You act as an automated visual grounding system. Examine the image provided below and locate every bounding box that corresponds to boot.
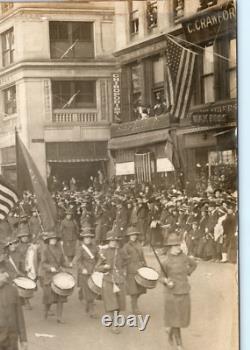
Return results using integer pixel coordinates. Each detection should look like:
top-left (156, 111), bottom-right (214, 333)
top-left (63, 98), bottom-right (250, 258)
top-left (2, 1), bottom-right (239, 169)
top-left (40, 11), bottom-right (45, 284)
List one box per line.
top-left (131, 295), bottom-right (140, 314)
top-left (221, 253), bottom-right (228, 263)
top-left (88, 302), bottom-right (98, 319)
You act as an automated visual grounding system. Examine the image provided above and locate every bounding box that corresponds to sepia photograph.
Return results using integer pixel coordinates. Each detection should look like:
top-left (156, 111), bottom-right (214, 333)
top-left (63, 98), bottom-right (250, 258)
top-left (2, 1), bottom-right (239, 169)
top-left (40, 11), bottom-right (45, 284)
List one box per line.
top-left (0, 1), bottom-right (238, 349)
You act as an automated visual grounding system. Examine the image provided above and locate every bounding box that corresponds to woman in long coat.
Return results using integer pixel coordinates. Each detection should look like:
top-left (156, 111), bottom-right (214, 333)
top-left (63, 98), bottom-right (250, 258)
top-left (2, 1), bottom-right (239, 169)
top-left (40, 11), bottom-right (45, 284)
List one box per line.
top-left (73, 228), bottom-right (98, 318)
top-left (40, 231), bottom-right (69, 323)
top-left (161, 233), bottom-right (197, 350)
top-left (122, 227), bottom-right (147, 314)
top-left (95, 230), bottom-right (129, 334)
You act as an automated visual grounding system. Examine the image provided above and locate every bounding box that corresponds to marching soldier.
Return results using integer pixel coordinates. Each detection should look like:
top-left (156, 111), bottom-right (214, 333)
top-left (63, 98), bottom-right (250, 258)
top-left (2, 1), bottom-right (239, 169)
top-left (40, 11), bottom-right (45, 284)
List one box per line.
top-left (0, 245), bottom-right (28, 350)
top-left (122, 227), bottom-right (147, 314)
top-left (73, 228), bottom-right (98, 318)
top-left (161, 233), bottom-right (197, 350)
top-left (96, 229), bottom-right (129, 334)
top-left (60, 209), bottom-right (79, 262)
top-left (40, 231), bottom-right (69, 323)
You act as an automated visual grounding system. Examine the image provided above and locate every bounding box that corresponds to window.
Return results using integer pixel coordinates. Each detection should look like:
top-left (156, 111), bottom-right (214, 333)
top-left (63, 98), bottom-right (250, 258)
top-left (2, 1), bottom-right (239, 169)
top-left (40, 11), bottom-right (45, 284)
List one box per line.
top-left (152, 57), bottom-right (164, 103)
top-left (209, 150), bottom-right (236, 165)
top-left (52, 81), bottom-right (96, 109)
top-left (1, 2), bottom-right (13, 13)
top-left (130, 10), bottom-right (139, 35)
top-left (228, 38), bottom-right (236, 99)
top-left (146, 0), bottom-right (158, 30)
top-left (197, 0), bottom-right (218, 11)
top-left (1, 28), bottom-right (14, 67)
top-left (202, 45), bottom-right (215, 103)
top-left (49, 22), bottom-right (94, 59)
top-left (174, 0), bottom-right (184, 22)
top-left (3, 85), bottom-right (16, 115)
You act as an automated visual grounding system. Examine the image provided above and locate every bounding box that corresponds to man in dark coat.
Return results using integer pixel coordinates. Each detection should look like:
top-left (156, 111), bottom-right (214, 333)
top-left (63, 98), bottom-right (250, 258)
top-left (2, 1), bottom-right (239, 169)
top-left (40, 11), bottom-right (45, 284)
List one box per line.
top-left (0, 245), bottom-right (28, 350)
top-left (114, 201), bottom-right (128, 241)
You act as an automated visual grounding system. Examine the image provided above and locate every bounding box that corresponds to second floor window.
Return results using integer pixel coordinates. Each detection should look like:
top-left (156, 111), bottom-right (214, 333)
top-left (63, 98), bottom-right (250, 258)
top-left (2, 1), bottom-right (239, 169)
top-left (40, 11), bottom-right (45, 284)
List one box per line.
top-left (197, 0), bottom-right (218, 11)
top-left (202, 45), bottom-right (215, 103)
top-left (52, 81), bottom-right (96, 109)
top-left (174, 0), bottom-right (185, 22)
top-left (1, 28), bottom-right (14, 67)
top-left (3, 85), bottom-right (16, 115)
top-left (49, 22), bottom-right (94, 59)
top-left (146, 0), bottom-right (158, 30)
top-left (152, 56), bottom-right (164, 103)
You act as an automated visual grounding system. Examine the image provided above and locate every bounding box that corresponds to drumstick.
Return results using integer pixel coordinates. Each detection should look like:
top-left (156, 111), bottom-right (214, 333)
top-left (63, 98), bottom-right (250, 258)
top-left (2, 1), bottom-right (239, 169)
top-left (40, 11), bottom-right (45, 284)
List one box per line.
top-left (150, 244), bottom-right (168, 278)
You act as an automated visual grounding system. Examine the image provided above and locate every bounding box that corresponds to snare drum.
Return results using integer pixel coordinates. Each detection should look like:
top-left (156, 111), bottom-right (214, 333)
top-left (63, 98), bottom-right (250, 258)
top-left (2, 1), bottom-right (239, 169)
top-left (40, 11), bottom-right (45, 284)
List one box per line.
top-left (13, 277), bottom-right (37, 299)
top-left (88, 272), bottom-right (104, 295)
top-left (135, 267), bottom-right (159, 289)
top-left (51, 272), bottom-right (75, 297)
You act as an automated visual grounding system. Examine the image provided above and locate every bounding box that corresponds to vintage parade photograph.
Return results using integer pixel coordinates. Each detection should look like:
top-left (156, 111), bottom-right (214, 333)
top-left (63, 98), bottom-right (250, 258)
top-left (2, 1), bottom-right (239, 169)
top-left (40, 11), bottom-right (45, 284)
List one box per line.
top-left (0, 0), bottom-right (238, 350)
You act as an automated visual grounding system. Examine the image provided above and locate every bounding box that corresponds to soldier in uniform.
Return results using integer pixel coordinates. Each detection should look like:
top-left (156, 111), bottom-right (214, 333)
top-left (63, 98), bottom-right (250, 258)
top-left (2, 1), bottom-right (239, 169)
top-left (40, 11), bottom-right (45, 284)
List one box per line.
top-left (40, 231), bottom-right (69, 323)
top-left (123, 227), bottom-right (147, 314)
top-left (96, 229), bottom-right (128, 334)
top-left (73, 228), bottom-right (98, 318)
top-left (114, 200), bottom-right (128, 242)
top-left (60, 209), bottom-right (79, 262)
top-left (0, 245), bottom-right (28, 350)
top-left (161, 233), bottom-right (197, 350)
top-left (29, 208), bottom-right (41, 242)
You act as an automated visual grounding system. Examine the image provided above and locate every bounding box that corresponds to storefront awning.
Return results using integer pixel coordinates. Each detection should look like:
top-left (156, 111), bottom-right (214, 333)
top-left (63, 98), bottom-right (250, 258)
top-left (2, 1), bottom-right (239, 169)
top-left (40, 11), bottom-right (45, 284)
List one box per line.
top-left (108, 129), bottom-right (170, 150)
top-left (175, 123), bottom-right (236, 135)
top-left (46, 142), bottom-right (108, 162)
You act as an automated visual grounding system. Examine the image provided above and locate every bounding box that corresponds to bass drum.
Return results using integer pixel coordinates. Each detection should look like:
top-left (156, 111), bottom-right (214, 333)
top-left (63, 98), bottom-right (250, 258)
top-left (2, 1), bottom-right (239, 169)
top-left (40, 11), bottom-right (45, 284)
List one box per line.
top-left (135, 267), bottom-right (159, 289)
top-left (88, 272), bottom-right (104, 295)
top-left (13, 277), bottom-right (37, 299)
top-left (51, 272), bottom-right (75, 297)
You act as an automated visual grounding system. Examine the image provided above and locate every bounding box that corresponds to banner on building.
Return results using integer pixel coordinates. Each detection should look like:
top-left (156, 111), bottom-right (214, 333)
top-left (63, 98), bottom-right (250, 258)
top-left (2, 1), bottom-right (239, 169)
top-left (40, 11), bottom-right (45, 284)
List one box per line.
top-left (134, 152), bottom-right (152, 183)
top-left (116, 162), bottom-right (135, 176)
top-left (112, 73), bottom-right (121, 122)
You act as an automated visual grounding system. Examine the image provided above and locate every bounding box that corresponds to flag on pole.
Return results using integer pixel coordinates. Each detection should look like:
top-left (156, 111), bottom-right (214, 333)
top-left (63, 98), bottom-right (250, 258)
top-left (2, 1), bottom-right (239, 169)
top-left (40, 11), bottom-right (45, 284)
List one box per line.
top-left (0, 175), bottom-right (18, 221)
top-left (165, 35), bottom-right (197, 120)
top-left (62, 90), bottom-right (80, 109)
top-left (15, 131), bottom-right (57, 231)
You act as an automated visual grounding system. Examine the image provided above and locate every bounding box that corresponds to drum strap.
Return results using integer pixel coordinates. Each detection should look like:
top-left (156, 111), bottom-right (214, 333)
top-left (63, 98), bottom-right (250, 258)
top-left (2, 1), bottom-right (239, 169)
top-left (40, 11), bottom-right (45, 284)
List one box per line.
top-left (81, 244), bottom-right (94, 260)
top-left (8, 256), bottom-right (20, 274)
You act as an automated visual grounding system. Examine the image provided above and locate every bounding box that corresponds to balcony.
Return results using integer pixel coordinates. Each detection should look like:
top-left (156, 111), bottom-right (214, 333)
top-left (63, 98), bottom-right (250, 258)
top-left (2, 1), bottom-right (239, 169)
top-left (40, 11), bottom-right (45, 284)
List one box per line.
top-left (111, 113), bottom-right (171, 138)
top-left (52, 110), bottom-right (98, 124)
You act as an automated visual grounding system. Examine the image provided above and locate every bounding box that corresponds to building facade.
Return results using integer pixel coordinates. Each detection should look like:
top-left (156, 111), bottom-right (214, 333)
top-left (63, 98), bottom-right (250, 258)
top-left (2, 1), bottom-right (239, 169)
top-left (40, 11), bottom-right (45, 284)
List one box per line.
top-left (110, 0), bottom-right (237, 192)
top-left (0, 1), bottom-right (116, 187)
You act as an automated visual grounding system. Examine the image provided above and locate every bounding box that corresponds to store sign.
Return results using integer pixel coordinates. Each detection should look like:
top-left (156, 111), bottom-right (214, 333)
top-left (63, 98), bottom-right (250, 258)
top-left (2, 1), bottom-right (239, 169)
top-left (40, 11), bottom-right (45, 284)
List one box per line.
top-left (116, 162), bottom-right (135, 176)
top-left (188, 100), bottom-right (237, 126)
top-left (182, 2), bottom-right (236, 43)
top-left (156, 158), bottom-right (174, 172)
top-left (112, 73), bottom-right (121, 121)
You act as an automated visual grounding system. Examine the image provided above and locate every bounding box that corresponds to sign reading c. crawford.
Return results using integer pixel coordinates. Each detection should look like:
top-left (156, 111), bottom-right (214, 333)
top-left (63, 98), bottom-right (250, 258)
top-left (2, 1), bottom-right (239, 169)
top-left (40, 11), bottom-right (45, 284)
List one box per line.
top-left (182, 1), bottom-right (236, 44)
top-left (112, 73), bottom-right (121, 121)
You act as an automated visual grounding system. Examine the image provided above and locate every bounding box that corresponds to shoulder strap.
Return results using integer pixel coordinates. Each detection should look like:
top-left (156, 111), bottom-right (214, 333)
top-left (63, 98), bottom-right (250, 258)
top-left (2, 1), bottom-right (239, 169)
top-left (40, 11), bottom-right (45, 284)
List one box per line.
top-left (81, 244), bottom-right (95, 260)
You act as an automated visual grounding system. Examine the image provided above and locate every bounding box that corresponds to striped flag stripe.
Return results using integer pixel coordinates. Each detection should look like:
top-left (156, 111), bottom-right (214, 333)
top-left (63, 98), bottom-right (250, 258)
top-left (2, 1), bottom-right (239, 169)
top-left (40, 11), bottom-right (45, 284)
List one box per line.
top-left (179, 54), bottom-right (196, 119)
top-left (0, 193), bottom-right (16, 209)
top-left (0, 184), bottom-right (18, 202)
top-left (0, 203), bottom-right (10, 214)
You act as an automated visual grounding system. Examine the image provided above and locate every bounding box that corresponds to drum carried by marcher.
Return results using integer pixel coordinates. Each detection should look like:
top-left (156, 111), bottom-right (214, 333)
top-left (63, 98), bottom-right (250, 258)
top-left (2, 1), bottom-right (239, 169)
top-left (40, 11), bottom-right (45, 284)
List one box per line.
top-left (135, 267), bottom-right (159, 289)
top-left (87, 271), bottom-right (104, 295)
top-left (51, 272), bottom-right (75, 297)
top-left (13, 276), bottom-right (37, 299)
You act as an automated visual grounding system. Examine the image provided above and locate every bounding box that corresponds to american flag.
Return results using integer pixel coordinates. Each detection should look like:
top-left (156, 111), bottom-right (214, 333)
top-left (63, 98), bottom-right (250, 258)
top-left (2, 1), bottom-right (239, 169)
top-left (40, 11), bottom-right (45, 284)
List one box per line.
top-left (0, 175), bottom-right (18, 220)
top-left (165, 35), bottom-right (197, 120)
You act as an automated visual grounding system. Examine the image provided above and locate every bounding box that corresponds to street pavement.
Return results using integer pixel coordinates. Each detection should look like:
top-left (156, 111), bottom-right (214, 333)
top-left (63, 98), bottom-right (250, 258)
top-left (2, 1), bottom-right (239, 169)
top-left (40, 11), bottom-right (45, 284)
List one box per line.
top-left (24, 250), bottom-right (239, 350)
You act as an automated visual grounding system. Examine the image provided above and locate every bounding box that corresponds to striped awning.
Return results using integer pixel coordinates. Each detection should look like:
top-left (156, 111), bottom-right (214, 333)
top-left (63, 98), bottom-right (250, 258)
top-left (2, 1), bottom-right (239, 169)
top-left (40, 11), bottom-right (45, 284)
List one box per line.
top-left (108, 129), bottom-right (171, 150)
top-left (46, 141), bottom-right (108, 163)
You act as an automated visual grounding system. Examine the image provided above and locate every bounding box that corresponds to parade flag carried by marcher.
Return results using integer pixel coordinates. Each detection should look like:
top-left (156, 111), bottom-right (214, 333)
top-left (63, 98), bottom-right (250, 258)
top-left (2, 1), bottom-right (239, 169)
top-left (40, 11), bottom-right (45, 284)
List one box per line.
top-left (0, 175), bottom-right (18, 220)
top-left (15, 131), bottom-right (57, 231)
top-left (165, 35), bottom-right (197, 120)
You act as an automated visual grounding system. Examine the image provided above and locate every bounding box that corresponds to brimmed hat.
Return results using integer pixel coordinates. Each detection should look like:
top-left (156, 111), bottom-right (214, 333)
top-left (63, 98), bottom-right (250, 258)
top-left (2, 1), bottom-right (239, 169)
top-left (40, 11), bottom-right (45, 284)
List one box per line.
top-left (126, 227), bottom-right (141, 236)
top-left (43, 231), bottom-right (60, 242)
top-left (105, 230), bottom-right (122, 241)
top-left (79, 228), bottom-right (95, 238)
top-left (17, 227), bottom-right (30, 238)
top-left (164, 233), bottom-right (181, 247)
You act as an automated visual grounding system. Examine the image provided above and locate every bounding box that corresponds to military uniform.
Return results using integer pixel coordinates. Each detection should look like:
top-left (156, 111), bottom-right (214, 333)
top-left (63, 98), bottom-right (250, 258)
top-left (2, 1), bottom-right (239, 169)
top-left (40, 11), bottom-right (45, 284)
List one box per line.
top-left (60, 216), bottom-right (79, 260)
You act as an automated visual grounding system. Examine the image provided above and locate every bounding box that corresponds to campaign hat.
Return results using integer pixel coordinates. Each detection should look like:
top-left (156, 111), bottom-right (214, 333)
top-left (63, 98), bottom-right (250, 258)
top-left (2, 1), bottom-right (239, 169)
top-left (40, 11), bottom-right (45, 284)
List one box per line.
top-left (126, 226), bottom-right (141, 236)
top-left (43, 231), bottom-right (61, 242)
top-left (164, 233), bottom-right (181, 247)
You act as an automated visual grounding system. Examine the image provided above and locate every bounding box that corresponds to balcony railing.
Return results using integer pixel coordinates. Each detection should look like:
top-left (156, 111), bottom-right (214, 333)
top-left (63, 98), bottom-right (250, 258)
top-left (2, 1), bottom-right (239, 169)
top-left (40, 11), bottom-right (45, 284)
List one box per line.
top-left (111, 113), bottom-right (171, 138)
top-left (52, 110), bottom-right (98, 124)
